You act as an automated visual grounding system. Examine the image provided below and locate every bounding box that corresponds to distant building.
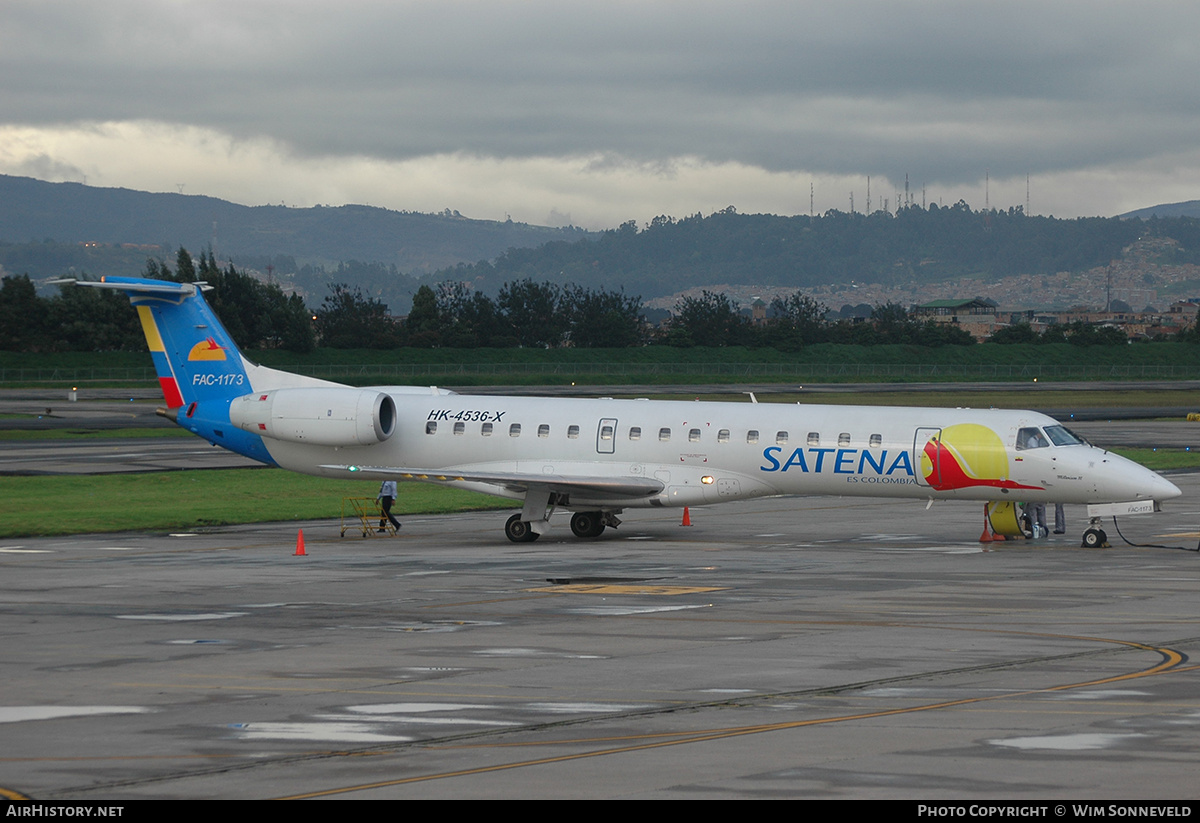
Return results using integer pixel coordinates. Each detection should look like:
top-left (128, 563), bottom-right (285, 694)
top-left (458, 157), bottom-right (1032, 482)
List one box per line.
top-left (912, 298), bottom-right (998, 319)
top-left (913, 298), bottom-right (1000, 341)
top-left (1167, 299), bottom-right (1200, 323)
top-left (750, 298), bottom-right (767, 325)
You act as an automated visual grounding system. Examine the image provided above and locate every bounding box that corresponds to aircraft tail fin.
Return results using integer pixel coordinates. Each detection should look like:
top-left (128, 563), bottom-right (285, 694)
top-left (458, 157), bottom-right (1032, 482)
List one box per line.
top-left (70, 276), bottom-right (253, 409)
top-left (65, 276), bottom-right (335, 410)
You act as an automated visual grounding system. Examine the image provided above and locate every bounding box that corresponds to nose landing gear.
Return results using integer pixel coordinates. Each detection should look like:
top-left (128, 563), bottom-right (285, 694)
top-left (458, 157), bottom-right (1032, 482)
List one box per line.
top-left (1081, 518), bottom-right (1109, 549)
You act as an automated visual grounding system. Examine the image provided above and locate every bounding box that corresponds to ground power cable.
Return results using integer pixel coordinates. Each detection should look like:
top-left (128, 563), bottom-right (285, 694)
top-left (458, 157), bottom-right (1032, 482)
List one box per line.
top-left (1110, 516), bottom-right (1200, 553)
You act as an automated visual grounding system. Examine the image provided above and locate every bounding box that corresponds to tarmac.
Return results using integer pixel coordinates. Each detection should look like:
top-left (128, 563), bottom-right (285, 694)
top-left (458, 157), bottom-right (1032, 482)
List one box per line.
top-left (2, 482), bottom-right (1199, 800)
top-left (1, 386), bottom-right (1198, 799)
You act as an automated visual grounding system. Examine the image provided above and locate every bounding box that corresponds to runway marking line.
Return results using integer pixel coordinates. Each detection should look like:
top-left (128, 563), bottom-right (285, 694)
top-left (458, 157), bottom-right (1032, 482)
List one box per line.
top-left (527, 584), bottom-right (725, 595)
top-left (275, 636), bottom-right (1193, 800)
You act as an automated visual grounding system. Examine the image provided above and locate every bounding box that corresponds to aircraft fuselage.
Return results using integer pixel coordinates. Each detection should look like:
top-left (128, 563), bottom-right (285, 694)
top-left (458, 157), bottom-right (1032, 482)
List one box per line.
top-left (257, 391), bottom-right (1174, 510)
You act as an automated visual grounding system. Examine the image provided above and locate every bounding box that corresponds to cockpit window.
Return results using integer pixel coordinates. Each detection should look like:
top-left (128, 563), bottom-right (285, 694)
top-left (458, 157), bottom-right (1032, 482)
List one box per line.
top-left (1016, 427), bottom-right (1049, 449)
top-left (1044, 425), bottom-right (1086, 446)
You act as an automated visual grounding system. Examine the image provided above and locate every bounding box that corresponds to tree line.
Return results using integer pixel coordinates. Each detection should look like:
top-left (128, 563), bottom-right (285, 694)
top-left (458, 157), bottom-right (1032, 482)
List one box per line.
top-left (315, 279), bottom-right (646, 349)
top-left (1, 249), bottom-right (316, 353)
top-left (0, 248), bottom-right (1158, 355)
top-left (314, 280), bottom-right (978, 350)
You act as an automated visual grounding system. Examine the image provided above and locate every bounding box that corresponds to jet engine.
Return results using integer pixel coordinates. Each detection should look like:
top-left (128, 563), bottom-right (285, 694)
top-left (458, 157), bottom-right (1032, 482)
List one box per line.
top-left (229, 388), bottom-right (396, 447)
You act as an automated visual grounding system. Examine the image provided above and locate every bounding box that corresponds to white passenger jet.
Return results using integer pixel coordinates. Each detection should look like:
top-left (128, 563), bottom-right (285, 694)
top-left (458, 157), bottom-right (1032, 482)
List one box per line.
top-left (68, 276), bottom-right (1181, 545)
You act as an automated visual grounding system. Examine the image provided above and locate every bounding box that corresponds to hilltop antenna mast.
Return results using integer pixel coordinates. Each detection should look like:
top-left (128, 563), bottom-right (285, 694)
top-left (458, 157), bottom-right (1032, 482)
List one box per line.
top-left (810, 182), bottom-right (814, 221)
top-left (985, 169), bottom-right (990, 210)
top-left (1026, 173), bottom-right (1030, 215)
top-left (904, 174), bottom-right (910, 208)
top-left (867, 176), bottom-right (871, 214)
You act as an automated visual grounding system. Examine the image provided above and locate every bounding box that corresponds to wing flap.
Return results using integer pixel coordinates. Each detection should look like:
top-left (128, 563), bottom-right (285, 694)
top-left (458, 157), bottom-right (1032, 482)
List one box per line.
top-left (320, 464), bottom-right (664, 498)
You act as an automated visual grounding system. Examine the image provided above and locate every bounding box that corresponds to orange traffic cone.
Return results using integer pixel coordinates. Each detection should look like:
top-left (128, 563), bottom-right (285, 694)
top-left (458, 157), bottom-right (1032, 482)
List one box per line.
top-left (294, 529), bottom-right (307, 556)
top-left (979, 505), bottom-right (994, 543)
top-left (681, 507), bottom-right (692, 527)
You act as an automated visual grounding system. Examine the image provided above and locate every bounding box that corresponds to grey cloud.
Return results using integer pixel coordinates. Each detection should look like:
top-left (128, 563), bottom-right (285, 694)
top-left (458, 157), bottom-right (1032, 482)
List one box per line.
top-left (9, 154), bottom-right (87, 184)
top-left (3, 0), bottom-right (1199, 189)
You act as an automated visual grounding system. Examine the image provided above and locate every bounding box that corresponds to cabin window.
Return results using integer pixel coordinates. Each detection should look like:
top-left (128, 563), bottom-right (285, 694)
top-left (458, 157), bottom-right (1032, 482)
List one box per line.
top-left (746, 430), bottom-right (759, 444)
top-left (567, 425), bottom-right (579, 439)
top-left (869, 433), bottom-right (882, 447)
top-left (425, 421), bottom-right (437, 435)
top-left (482, 422), bottom-right (493, 436)
top-left (509, 423), bottom-right (521, 437)
top-left (538, 424), bottom-right (550, 438)
top-left (659, 427), bottom-right (671, 442)
top-left (838, 432), bottom-right (851, 446)
top-left (629, 426), bottom-right (642, 441)
top-left (600, 425), bottom-right (614, 440)
top-left (453, 422), bottom-right (465, 436)
top-left (717, 429), bottom-right (730, 443)
top-left (776, 431), bottom-right (788, 445)
top-left (689, 428), bottom-right (701, 442)
top-left (807, 432), bottom-right (819, 446)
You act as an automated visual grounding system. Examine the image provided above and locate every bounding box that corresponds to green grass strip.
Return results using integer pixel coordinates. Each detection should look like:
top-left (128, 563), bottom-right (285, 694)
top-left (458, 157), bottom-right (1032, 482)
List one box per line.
top-left (1109, 448), bottom-right (1200, 472)
top-left (0, 469), bottom-right (513, 538)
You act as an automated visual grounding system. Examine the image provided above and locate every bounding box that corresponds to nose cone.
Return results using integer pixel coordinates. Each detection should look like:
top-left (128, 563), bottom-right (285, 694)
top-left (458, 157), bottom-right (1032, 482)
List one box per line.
top-left (1110, 452), bottom-right (1182, 502)
top-left (1147, 470), bottom-right (1182, 501)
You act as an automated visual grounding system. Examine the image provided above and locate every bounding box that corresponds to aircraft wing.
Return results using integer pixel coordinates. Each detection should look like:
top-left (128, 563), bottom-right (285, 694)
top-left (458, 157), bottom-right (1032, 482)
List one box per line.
top-left (320, 464), bottom-right (665, 499)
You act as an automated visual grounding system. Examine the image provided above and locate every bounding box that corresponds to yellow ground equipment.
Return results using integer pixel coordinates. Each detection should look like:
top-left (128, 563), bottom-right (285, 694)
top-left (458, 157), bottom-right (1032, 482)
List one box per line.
top-left (340, 497), bottom-right (398, 537)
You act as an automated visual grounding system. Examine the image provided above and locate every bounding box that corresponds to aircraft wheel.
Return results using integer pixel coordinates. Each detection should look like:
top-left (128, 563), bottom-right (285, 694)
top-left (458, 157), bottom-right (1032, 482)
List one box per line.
top-left (505, 514), bottom-right (539, 543)
top-left (1081, 527), bottom-right (1107, 548)
top-left (570, 511), bottom-right (606, 538)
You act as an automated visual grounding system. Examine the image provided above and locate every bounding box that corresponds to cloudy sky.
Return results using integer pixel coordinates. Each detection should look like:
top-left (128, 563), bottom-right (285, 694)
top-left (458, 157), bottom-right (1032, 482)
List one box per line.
top-left (2, 0), bottom-right (1198, 229)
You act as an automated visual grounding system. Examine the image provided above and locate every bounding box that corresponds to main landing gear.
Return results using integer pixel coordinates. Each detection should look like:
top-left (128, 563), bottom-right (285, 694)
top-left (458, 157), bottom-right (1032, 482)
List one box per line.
top-left (505, 513), bottom-right (539, 543)
top-left (504, 510), bottom-right (615, 542)
top-left (570, 511), bottom-right (606, 538)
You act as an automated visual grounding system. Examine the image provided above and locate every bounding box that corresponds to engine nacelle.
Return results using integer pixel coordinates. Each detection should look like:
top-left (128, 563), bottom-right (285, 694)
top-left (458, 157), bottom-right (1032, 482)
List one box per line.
top-left (229, 388), bottom-right (396, 447)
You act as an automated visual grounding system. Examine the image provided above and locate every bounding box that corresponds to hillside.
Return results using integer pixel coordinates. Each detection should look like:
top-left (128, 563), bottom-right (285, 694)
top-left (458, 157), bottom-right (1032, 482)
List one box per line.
top-left (0, 174), bottom-right (588, 275)
top-left (434, 205), bottom-right (1160, 300)
top-left (1121, 200), bottom-right (1200, 219)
